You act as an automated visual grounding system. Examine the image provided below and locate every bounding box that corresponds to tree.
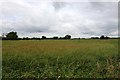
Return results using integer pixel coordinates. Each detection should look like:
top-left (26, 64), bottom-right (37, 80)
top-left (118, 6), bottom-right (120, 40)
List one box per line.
top-left (65, 35), bottom-right (71, 39)
top-left (100, 35), bottom-right (110, 39)
top-left (6, 32), bottom-right (18, 40)
top-left (105, 36), bottom-right (110, 39)
top-left (100, 35), bottom-right (105, 39)
top-left (53, 36), bottom-right (58, 39)
top-left (42, 36), bottom-right (46, 39)
top-left (91, 37), bottom-right (99, 39)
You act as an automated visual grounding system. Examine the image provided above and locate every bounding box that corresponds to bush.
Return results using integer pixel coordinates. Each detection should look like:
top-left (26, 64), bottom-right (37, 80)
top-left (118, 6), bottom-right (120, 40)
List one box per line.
top-left (6, 32), bottom-right (18, 40)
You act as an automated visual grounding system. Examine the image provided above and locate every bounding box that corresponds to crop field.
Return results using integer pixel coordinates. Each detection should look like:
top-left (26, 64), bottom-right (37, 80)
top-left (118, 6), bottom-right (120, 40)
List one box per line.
top-left (2, 39), bottom-right (119, 78)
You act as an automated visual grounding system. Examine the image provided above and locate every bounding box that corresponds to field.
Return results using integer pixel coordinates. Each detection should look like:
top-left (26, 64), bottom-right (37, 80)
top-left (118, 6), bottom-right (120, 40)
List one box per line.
top-left (2, 39), bottom-right (119, 78)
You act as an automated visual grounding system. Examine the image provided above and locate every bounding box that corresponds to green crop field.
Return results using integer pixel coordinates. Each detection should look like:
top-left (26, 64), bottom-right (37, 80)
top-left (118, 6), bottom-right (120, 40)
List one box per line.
top-left (2, 39), bottom-right (119, 78)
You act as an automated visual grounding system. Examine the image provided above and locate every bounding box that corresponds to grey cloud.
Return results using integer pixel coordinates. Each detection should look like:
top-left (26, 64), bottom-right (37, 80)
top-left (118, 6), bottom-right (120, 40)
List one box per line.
top-left (1, 1), bottom-right (118, 38)
top-left (52, 2), bottom-right (67, 10)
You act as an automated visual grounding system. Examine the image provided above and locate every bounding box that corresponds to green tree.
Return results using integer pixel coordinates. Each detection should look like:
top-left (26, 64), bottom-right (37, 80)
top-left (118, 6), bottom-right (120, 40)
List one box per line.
top-left (6, 32), bottom-right (18, 40)
top-left (42, 36), bottom-right (46, 39)
top-left (100, 35), bottom-right (105, 39)
top-left (53, 36), bottom-right (58, 39)
top-left (65, 35), bottom-right (71, 39)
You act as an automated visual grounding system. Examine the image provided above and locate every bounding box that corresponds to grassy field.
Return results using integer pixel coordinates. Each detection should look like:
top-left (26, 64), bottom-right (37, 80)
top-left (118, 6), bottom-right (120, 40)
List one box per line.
top-left (2, 39), bottom-right (119, 78)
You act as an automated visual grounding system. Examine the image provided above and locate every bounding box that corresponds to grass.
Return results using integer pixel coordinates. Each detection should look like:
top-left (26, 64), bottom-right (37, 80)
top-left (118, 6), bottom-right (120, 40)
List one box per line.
top-left (2, 39), bottom-right (119, 78)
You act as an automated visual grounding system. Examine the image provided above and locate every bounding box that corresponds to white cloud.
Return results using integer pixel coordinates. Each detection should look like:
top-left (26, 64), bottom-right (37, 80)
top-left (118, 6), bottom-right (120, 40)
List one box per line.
top-left (0, 0), bottom-right (118, 38)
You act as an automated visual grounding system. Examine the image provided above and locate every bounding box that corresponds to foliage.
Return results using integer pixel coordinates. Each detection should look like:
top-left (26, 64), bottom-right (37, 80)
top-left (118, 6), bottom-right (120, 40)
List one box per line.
top-left (64, 35), bottom-right (71, 39)
top-left (100, 35), bottom-right (110, 39)
top-left (53, 36), bottom-right (58, 39)
top-left (100, 35), bottom-right (105, 39)
top-left (6, 32), bottom-right (18, 40)
top-left (42, 36), bottom-right (46, 39)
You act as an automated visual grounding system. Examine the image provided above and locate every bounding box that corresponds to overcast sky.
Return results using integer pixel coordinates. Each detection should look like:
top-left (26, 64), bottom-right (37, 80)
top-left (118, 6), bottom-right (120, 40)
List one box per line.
top-left (0, 0), bottom-right (118, 38)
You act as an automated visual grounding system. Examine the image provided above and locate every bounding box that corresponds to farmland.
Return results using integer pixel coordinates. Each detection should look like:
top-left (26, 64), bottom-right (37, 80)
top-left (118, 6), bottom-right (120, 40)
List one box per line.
top-left (2, 39), bottom-right (119, 78)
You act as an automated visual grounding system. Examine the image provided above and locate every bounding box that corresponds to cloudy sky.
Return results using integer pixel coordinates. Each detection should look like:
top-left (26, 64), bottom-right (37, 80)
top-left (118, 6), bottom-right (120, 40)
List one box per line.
top-left (0, 0), bottom-right (118, 38)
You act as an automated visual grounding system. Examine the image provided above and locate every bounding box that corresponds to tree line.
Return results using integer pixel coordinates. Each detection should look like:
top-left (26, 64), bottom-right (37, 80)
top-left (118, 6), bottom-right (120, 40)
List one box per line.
top-left (1, 31), bottom-right (72, 40)
top-left (1, 31), bottom-right (118, 40)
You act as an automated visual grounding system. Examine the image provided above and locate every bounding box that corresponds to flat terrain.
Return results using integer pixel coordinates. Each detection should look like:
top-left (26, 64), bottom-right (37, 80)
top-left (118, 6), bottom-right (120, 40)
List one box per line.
top-left (2, 39), bottom-right (119, 78)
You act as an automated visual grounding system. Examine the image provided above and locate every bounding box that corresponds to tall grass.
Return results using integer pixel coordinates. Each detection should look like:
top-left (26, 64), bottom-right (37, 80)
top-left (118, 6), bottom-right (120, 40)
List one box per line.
top-left (2, 39), bottom-right (119, 78)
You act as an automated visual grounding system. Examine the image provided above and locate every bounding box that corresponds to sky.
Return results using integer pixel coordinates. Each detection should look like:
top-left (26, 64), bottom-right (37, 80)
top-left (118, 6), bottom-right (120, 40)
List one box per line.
top-left (0, 0), bottom-right (118, 38)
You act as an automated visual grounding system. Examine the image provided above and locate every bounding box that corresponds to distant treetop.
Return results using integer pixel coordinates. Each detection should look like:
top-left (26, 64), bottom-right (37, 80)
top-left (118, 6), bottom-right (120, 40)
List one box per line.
top-left (6, 31), bottom-right (18, 40)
